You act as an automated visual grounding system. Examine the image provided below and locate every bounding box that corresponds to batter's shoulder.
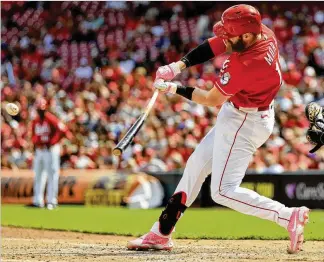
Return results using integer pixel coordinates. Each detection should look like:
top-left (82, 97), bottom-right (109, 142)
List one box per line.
top-left (235, 52), bottom-right (271, 78)
top-left (261, 24), bottom-right (276, 39)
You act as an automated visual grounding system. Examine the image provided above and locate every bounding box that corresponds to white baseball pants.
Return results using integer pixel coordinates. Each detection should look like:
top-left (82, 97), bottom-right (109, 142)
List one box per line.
top-left (175, 102), bottom-right (293, 229)
top-left (33, 144), bottom-right (60, 206)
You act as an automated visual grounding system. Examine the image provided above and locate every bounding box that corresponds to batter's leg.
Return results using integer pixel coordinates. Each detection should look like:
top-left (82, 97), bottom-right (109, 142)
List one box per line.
top-left (210, 103), bottom-right (293, 229)
top-left (127, 124), bottom-right (217, 249)
top-left (151, 124), bottom-right (218, 237)
top-left (46, 144), bottom-right (60, 207)
top-left (33, 149), bottom-right (46, 207)
top-left (174, 125), bottom-right (218, 206)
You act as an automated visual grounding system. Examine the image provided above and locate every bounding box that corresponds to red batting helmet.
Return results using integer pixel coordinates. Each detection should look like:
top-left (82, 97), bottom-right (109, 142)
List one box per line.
top-left (36, 98), bottom-right (47, 110)
top-left (213, 4), bottom-right (261, 39)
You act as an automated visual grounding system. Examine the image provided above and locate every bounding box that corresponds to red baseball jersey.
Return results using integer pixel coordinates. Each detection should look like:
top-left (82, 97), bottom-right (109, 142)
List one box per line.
top-left (210, 24), bottom-right (282, 108)
top-left (31, 112), bottom-right (70, 147)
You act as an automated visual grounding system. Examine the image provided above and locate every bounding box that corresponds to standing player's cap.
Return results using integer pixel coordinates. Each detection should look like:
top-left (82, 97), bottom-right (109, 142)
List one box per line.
top-left (36, 98), bottom-right (47, 110)
top-left (213, 4), bottom-right (261, 39)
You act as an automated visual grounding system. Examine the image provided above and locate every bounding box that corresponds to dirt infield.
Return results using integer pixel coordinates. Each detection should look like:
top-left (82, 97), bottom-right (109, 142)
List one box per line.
top-left (2, 227), bottom-right (324, 262)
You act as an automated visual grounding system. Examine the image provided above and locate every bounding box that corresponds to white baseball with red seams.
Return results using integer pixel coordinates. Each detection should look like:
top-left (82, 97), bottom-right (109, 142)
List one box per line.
top-left (5, 103), bottom-right (19, 116)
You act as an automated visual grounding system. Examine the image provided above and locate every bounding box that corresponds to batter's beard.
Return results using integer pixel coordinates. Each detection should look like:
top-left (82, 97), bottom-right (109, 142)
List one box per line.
top-left (229, 36), bottom-right (246, 52)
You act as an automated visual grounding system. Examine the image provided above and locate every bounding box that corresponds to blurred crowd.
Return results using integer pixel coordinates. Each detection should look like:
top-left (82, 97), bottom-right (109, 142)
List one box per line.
top-left (1, 2), bottom-right (324, 173)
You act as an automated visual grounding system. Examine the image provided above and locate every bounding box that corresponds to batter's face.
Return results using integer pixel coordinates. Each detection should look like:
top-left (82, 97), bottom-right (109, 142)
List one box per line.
top-left (226, 33), bottom-right (257, 53)
top-left (226, 36), bottom-right (246, 52)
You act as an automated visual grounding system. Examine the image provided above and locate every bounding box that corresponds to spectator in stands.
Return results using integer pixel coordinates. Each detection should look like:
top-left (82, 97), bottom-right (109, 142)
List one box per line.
top-left (1, 2), bottom-right (323, 173)
top-left (75, 58), bottom-right (93, 80)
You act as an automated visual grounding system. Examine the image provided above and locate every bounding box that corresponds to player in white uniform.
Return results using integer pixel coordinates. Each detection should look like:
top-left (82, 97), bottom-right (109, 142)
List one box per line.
top-left (30, 98), bottom-right (72, 210)
top-left (128, 5), bottom-right (309, 254)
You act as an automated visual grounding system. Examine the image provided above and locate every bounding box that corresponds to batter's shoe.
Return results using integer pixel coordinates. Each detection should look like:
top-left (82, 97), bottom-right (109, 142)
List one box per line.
top-left (287, 206), bottom-right (310, 254)
top-left (127, 232), bottom-right (173, 251)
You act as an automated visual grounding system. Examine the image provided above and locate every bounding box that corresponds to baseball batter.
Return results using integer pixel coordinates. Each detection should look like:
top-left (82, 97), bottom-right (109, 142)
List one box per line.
top-left (128, 5), bottom-right (310, 254)
top-left (30, 98), bottom-right (72, 210)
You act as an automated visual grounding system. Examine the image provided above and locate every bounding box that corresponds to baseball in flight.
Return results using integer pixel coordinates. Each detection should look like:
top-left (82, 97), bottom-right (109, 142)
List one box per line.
top-left (5, 103), bottom-right (19, 116)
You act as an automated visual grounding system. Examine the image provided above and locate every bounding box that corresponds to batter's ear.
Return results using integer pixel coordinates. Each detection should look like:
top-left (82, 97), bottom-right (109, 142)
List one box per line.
top-left (242, 33), bottom-right (254, 40)
top-left (242, 33), bottom-right (258, 45)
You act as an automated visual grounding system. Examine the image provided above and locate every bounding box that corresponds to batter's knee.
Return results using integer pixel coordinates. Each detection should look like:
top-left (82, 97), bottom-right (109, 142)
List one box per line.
top-left (184, 151), bottom-right (211, 178)
top-left (210, 183), bottom-right (231, 205)
top-left (211, 190), bottom-right (223, 204)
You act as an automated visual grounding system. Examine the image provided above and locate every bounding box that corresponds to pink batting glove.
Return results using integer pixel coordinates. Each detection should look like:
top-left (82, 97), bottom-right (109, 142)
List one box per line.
top-left (155, 62), bottom-right (181, 81)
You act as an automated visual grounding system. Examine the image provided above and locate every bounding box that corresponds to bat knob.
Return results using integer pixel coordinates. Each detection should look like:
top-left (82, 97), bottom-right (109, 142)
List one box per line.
top-left (113, 147), bottom-right (122, 156)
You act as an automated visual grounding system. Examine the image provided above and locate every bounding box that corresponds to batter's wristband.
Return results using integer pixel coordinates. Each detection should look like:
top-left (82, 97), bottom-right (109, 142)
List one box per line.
top-left (180, 57), bottom-right (191, 68)
top-left (176, 85), bottom-right (195, 100)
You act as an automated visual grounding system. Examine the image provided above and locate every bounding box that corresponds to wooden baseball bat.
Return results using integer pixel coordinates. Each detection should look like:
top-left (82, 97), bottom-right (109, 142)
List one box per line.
top-left (113, 90), bottom-right (159, 156)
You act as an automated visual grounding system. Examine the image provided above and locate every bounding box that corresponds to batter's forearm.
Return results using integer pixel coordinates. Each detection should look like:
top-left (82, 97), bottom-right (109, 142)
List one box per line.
top-left (156, 81), bottom-right (227, 107)
top-left (192, 88), bottom-right (211, 106)
top-left (159, 41), bottom-right (215, 79)
top-left (180, 40), bottom-right (215, 68)
top-left (176, 86), bottom-right (223, 107)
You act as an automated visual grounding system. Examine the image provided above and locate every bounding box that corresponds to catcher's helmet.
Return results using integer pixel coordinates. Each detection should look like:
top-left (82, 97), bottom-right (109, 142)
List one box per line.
top-left (36, 98), bottom-right (47, 110)
top-left (213, 4), bottom-right (261, 39)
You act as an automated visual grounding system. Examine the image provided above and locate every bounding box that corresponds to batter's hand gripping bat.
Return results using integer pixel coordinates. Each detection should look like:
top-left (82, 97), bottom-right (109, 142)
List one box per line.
top-left (113, 90), bottom-right (159, 156)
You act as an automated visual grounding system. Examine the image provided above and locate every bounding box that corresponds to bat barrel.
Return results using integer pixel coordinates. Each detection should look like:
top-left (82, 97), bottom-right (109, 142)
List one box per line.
top-left (113, 90), bottom-right (159, 156)
top-left (113, 114), bottom-right (145, 156)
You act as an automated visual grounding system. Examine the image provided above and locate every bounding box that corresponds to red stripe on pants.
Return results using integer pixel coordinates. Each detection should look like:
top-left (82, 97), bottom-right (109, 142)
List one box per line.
top-left (218, 113), bottom-right (289, 222)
